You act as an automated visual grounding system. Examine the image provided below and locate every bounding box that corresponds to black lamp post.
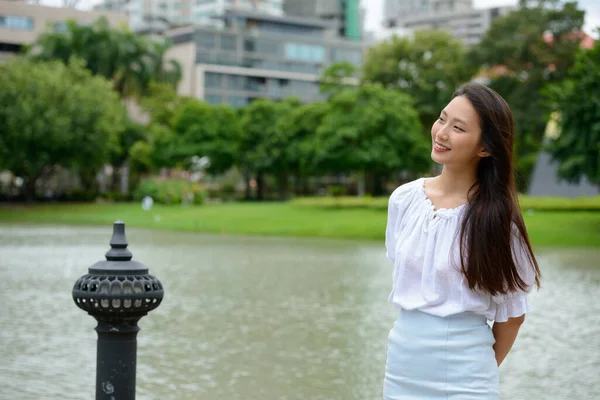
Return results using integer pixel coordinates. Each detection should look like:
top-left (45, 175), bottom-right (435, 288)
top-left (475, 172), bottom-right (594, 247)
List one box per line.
top-left (73, 221), bottom-right (164, 400)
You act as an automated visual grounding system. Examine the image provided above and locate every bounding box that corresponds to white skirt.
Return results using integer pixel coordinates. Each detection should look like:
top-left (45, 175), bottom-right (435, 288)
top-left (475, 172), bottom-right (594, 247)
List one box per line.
top-left (383, 308), bottom-right (499, 399)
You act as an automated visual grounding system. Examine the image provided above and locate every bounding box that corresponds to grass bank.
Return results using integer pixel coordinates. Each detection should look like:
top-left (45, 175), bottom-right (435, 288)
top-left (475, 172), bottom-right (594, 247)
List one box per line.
top-left (1, 201), bottom-right (599, 247)
top-left (290, 195), bottom-right (600, 211)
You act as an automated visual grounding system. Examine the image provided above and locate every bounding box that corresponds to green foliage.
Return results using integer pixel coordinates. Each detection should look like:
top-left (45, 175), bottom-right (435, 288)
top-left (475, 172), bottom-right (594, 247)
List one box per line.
top-left (362, 29), bottom-right (475, 131)
top-left (110, 119), bottom-right (146, 166)
top-left (128, 141), bottom-right (153, 174)
top-left (276, 101), bottom-right (330, 176)
top-left (26, 17), bottom-right (181, 98)
top-left (239, 97), bottom-right (300, 174)
top-left (133, 178), bottom-right (206, 205)
top-left (171, 101), bottom-right (241, 173)
top-left (543, 40), bottom-right (600, 186)
top-left (319, 61), bottom-right (359, 96)
top-left (148, 124), bottom-right (176, 169)
top-left (139, 82), bottom-right (195, 127)
top-left (469, 0), bottom-right (585, 189)
top-left (0, 57), bottom-right (125, 199)
top-left (315, 84), bottom-right (430, 175)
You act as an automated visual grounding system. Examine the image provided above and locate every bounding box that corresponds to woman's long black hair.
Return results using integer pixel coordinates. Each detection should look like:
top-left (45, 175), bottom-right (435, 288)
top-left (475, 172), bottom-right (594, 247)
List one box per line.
top-left (455, 82), bottom-right (541, 295)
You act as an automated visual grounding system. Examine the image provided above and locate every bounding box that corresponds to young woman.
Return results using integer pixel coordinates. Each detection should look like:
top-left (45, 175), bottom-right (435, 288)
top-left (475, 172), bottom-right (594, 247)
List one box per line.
top-left (383, 82), bottom-right (541, 399)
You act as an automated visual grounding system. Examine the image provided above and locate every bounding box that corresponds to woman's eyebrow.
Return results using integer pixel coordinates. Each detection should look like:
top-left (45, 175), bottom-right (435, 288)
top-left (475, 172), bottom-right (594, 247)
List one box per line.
top-left (441, 110), bottom-right (468, 126)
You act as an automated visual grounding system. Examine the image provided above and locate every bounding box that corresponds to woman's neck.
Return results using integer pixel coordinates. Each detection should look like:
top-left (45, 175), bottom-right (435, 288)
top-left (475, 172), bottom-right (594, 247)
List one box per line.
top-left (436, 166), bottom-right (478, 198)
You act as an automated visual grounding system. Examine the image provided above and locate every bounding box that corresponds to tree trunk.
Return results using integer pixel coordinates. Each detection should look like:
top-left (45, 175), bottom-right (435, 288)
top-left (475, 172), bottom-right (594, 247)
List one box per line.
top-left (372, 172), bottom-right (385, 196)
top-left (22, 177), bottom-right (37, 203)
top-left (356, 171), bottom-right (365, 198)
top-left (244, 169), bottom-right (252, 200)
top-left (277, 171), bottom-right (288, 201)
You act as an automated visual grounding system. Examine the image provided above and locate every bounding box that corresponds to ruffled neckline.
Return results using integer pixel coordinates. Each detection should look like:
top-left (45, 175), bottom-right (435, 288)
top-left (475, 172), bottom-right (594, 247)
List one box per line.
top-left (418, 178), bottom-right (468, 218)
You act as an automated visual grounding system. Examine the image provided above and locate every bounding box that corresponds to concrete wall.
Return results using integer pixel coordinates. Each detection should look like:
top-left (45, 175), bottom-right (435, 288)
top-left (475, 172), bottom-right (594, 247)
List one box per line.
top-left (165, 40), bottom-right (197, 97)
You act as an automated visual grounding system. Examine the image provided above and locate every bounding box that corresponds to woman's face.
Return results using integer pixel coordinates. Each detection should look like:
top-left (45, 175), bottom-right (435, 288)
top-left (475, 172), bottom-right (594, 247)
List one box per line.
top-left (430, 95), bottom-right (489, 168)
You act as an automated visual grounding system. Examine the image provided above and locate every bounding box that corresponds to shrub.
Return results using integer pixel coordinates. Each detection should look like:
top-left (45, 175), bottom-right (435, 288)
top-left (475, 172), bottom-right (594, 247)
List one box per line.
top-left (133, 178), bottom-right (206, 205)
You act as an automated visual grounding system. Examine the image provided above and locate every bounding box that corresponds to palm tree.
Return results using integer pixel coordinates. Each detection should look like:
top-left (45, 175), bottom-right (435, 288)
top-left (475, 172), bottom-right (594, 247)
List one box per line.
top-left (26, 17), bottom-right (182, 99)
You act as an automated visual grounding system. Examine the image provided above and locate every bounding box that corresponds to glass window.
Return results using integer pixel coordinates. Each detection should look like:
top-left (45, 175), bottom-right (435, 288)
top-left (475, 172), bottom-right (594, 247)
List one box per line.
top-left (205, 72), bottom-right (222, 89)
top-left (244, 39), bottom-right (255, 52)
top-left (0, 15), bottom-right (34, 31)
top-left (220, 34), bottom-right (236, 50)
top-left (312, 46), bottom-right (325, 63)
top-left (196, 51), bottom-right (214, 63)
top-left (227, 75), bottom-right (246, 91)
top-left (255, 39), bottom-right (279, 55)
top-left (215, 52), bottom-right (238, 66)
top-left (196, 32), bottom-right (215, 50)
top-left (196, 11), bottom-right (216, 22)
top-left (54, 21), bottom-right (67, 33)
top-left (246, 76), bottom-right (267, 93)
top-left (285, 43), bottom-right (325, 62)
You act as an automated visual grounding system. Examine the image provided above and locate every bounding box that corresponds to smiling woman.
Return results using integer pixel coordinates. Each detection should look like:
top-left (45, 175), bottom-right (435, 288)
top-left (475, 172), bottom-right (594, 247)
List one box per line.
top-left (383, 82), bottom-right (542, 399)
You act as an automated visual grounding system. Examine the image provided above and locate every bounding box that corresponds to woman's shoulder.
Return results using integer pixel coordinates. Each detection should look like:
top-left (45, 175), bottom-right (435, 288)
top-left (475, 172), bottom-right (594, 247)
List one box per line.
top-left (389, 177), bottom-right (425, 203)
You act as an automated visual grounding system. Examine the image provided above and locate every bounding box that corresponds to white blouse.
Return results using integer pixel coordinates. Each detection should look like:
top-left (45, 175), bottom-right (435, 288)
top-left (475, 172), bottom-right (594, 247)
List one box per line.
top-left (385, 178), bottom-right (535, 322)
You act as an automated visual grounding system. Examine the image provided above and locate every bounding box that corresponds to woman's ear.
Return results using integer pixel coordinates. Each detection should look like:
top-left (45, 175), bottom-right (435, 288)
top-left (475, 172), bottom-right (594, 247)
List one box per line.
top-left (478, 147), bottom-right (491, 158)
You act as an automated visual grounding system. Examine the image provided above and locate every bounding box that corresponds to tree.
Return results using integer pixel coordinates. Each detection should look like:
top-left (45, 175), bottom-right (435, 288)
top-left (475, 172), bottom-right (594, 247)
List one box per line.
top-left (0, 58), bottom-right (125, 200)
top-left (239, 98), bottom-right (300, 200)
top-left (543, 40), bottom-right (600, 186)
top-left (276, 102), bottom-right (330, 195)
top-left (171, 101), bottom-right (242, 174)
top-left (315, 84), bottom-right (431, 196)
top-left (362, 29), bottom-right (475, 133)
top-left (26, 17), bottom-right (181, 98)
top-left (468, 0), bottom-right (586, 190)
top-left (140, 82), bottom-right (194, 128)
top-left (319, 61), bottom-right (359, 97)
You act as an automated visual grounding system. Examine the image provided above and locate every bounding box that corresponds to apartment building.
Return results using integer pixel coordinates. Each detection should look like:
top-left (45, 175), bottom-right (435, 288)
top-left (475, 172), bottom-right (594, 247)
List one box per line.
top-left (383, 0), bottom-right (514, 45)
top-left (95, 0), bottom-right (284, 33)
top-left (165, 8), bottom-right (363, 107)
top-left (0, 0), bottom-right (127, 61)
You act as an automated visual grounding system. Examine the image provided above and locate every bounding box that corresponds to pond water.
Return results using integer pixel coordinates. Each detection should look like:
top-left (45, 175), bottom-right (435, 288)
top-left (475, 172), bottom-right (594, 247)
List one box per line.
top-left (0, 224), bottom-right (598, 399)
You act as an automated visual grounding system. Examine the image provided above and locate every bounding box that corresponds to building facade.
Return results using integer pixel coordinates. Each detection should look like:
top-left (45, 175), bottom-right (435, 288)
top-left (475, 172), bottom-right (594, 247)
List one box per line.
top-left (283, 0), bottom-right (363, 40)
top-left (0, 0), bottom-right (127, 62)
top-left (95, 0), bottom-right (284, 33)
top-left (165, 9), bottom-right (363, 107)
top-left (382, 0), bottom-right (514, 45)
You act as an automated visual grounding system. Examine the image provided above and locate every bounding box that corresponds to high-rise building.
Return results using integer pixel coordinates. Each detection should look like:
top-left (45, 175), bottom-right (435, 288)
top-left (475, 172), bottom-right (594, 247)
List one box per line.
top-left (382, 0), bottom-right (513, 45)
top-left (94, 0), bottom-right (284, 33)
top-left (283, 0), bottom-right (363, 40)
top-left (165, 8), bottom-right (363, 107)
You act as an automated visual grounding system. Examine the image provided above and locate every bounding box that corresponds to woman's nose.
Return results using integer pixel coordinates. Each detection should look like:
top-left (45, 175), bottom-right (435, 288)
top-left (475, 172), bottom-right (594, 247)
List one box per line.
top-left (436, 129), bottom-right (449, 141)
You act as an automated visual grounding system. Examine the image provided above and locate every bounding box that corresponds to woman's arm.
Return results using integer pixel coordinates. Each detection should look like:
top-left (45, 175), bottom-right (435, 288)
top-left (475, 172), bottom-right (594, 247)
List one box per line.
top-left (492, 314), bottom-right (525, 366)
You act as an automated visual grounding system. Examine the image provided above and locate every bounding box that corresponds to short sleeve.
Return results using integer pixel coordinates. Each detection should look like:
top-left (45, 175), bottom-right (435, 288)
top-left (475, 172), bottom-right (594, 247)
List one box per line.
top-left (385, 182), bottom-right (417, 263)
top-left (492, 225), bottom-right (537, 322)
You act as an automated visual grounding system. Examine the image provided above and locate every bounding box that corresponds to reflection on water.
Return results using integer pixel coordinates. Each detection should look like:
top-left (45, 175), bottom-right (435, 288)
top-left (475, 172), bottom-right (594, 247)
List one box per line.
top-left (0, 225), bottom-right (598, 399)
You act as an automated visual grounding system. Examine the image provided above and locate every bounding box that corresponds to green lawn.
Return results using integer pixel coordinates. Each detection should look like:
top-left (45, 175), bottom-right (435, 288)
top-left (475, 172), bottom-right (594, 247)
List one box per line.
top-left (0, 202), bottom-right (599, 247)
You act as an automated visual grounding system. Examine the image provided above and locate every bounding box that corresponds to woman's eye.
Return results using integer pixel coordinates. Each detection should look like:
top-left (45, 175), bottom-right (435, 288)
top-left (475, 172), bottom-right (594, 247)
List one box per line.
top-left (454, 126), bottom-right (464, 132)
top-left (438, 117), bottom-right (444, 122)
